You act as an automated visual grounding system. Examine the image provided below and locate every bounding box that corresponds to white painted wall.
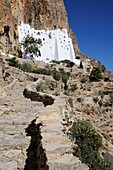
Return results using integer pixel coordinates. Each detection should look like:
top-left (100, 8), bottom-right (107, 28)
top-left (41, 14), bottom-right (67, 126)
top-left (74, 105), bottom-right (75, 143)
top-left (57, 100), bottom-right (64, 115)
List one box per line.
top-left (18, 22), bottom-right (80, 65)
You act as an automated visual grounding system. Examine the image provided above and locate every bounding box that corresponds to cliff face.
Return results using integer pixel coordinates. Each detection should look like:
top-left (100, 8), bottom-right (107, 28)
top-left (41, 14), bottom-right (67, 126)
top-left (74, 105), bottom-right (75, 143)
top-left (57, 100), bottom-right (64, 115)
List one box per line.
top-left (0, 0), bottom-right (79, 55)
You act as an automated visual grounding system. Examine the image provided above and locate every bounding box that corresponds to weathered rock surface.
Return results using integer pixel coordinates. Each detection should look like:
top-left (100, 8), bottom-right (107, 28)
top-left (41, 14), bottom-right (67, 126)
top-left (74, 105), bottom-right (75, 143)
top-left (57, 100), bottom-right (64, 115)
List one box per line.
top-left (0, 55), bottom-right (113, 169)
top-left (0, 73), bottom-right (89, 169)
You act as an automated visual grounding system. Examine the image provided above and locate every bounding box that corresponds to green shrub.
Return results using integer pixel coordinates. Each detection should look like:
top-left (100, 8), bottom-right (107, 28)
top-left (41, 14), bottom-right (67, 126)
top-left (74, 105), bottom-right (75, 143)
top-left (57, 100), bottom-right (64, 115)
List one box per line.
top-left (69, 119), bottom-right (111, 170)
top-left (20, 62), bottom-right (33, 72)
top-left (51, 60), bottom-right (60, 64)
top-left (110, 93), bottom-right (113, 102)
top-left (68, 97), bottom-right (73, 107)
top-left (36, 82), bottom-right (46, 92)
top-left (33, 68), bottom-right (71, 90)
top-left (51, 59), bottom-right (75, 68)
top-left (36, 80), bottom-right (53, 92)
top-left (80, 78), bottom-right (87, 83)
top-left (61, 60), bottom-right (75, 68)
top-left (33, 68), bottom-right (52, 75)
top-left (64, 90), bottom-right (70, 96)
top-left (13, 31), bottom-right (17, 40)
top-left (90, 67), bottom-right (103, 81)
top-left (7, 57), bottom-right (21, 68)
top-left (69, 84), bottom-right (78, 91)
top-left (61, 71), bottom-right (70, 90)
top-left (93, 97), bottom-right (99, 103)
top-left (52, 69), bottom-right (62, 81)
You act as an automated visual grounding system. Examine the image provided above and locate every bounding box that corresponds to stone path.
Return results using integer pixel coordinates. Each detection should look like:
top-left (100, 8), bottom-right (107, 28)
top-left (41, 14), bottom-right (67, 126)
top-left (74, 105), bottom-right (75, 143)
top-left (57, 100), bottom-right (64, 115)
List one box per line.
top-left (0, 81), bottom-right (88, 170)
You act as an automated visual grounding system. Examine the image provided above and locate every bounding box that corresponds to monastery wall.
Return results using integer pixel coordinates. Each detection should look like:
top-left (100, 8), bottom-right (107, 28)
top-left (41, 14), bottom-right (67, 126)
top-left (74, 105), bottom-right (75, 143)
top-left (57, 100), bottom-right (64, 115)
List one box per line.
top-left (18, 22), bottom-right (80, 65)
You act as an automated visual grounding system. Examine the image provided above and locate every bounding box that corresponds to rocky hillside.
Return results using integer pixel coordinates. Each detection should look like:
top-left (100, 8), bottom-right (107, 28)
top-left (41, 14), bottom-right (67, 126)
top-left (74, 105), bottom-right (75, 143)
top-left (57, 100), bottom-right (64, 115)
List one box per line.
top-left (0, 55), bottom-right (113, 169)
top-left (0, 0), bottom-right (79, 56)
top-left (0, 0), bottom-right (113, 169)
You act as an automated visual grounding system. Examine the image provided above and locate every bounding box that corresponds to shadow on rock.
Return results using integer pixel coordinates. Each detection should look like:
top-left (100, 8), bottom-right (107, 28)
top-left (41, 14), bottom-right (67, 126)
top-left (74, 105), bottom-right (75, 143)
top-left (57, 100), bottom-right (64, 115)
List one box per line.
top-left (24, 118), bottom-right (49, 170)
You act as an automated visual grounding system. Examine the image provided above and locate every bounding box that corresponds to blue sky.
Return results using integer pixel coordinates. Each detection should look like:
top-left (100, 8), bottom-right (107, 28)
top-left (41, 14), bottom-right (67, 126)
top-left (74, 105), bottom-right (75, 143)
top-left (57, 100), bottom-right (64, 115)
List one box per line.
top-left (64, 0), bottom-right (113, 73)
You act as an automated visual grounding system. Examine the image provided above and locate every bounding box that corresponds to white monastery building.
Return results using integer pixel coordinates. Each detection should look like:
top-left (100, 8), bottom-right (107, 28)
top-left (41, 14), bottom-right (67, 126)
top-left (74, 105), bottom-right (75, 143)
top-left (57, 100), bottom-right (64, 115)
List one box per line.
top-left (18, 22), bottom-right (80, 65)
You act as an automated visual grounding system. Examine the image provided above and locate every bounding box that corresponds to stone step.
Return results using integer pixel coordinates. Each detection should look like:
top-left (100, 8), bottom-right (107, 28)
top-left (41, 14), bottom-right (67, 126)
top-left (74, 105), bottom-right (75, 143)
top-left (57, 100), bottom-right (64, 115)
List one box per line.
top-left (0, 82), bottom-right (89, 170)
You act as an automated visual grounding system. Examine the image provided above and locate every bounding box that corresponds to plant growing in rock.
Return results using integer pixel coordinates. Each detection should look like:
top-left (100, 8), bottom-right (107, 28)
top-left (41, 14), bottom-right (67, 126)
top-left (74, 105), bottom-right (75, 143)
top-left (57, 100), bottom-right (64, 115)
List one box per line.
top-left (20, 62), bottom-right (33, 72)
top-left (61, 71), bottom-right (70, 90)
top-left (51, 60), bottom-right (61, 64)
top-left (69, 119), bottom-right (112, 170)
top-left (90, 67), bottom-right (103, 81)
top-left (36, 80), bottom-right (53, 93)
top-left (7, 57), bottom-right (21, 68)
top-left (110, 93), bottom-right (113, 102)
top-left (61, 59), bottom-right (75, 68)
top-left (80, 77), bottom-right (87, 83)
top-left (52, 69), bottom-right (62, 81)
top-left (69, 84), bottom-right (78, 92)
top-left (68, 97), bottom-right (73, 108)
top-left (33, 68), bottom-right (52, 75)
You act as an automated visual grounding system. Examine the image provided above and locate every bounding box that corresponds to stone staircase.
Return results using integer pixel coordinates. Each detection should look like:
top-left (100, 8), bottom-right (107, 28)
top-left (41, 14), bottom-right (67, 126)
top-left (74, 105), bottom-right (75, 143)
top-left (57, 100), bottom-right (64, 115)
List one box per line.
top-left (0, 81), bottom-right (88, 170)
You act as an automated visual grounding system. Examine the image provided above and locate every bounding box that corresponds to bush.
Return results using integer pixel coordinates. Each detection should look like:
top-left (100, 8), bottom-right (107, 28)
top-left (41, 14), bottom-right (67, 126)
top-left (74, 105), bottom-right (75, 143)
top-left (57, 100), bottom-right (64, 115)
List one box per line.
top-left (51, 60), bottom-right (60, 64)
top-left (33, 67), bottom-right (71, 90)
top-left (69, 84), bottom-right (78, 92)
top-left (52, 69), bottom-right (62, 81)
top-left (68, 97), bottom-right (73, 107)
top-left (36, 80), bottom-right (53, 92)
top-left (64, 90), bottom-right (70, 96)
top-left (33, 68), bottom-right (52, 76)
top-left (110, 93), bottom-right (113, 102)
top-left (93, 97), bottom-right (99, 103)
top-left (69, 119), bottom-right (111, 170)
top-left (90, 67), bottom-right (103, 81)
top-left (51, 59), bottom-right (75, 68)
top-left (21, 62), bottom-right (33, 72)
top-left (80, 78), bottom-right (87, 83)
top-left (61, 71), bottom-right (71, 90)
top-left (7, 57), bottom-right (20, 68)
top-left (61, 60), bottom-right (75, 68)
